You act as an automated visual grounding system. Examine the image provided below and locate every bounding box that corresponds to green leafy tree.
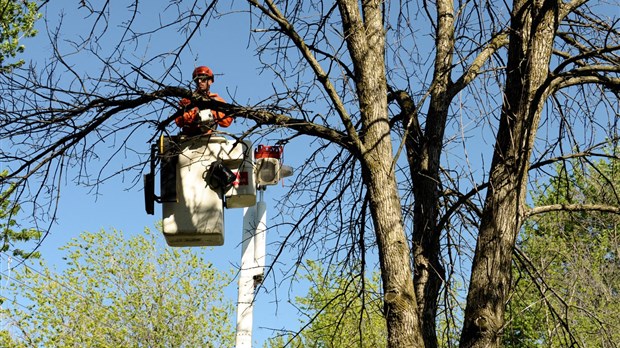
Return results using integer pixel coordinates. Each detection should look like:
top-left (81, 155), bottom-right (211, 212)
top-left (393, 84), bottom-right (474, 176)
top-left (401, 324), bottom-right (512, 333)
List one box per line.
top-left (0, 227), bottom-right (235, 347)
top-left (0, 175), bottom-right (42, 345)
top-left (0, 0), bottom-right (40, 72)
top-left (507, 157), bottom-right (620, 347)
top-left (0, 171), bottom-right (41, 259)
top-left (267, 260), bottom-right (386, 348)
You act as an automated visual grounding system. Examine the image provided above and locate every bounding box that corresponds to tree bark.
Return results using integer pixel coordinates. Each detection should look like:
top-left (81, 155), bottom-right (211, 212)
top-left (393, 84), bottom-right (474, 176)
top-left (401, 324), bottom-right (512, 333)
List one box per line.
top-left (409, 1), bottom-right (454, 346)
top-left (364, 159), bottom-right (425, 348)
top-left (460, 1), bottom-right (559, 347)
top-left (338, 0), bottom-right (425, 346)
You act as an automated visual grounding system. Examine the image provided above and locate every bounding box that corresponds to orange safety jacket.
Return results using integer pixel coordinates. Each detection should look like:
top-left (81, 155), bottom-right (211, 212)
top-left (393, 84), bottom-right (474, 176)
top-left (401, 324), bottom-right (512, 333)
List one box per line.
top-left (175, 93), bottom-right (233, 135)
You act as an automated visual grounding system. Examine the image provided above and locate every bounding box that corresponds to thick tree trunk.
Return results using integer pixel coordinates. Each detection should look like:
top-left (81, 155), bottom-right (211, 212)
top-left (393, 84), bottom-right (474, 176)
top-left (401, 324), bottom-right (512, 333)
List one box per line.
top-left (460, 1), bottom-right (559, 347)
top-left (409, 1), bottom-right (454, 347)
top-left (359, 67), bottom-right (424, 346)
top-left (360, 54), bottom-right (425, 348)
top-left (364, 160), bottom-right (426, 348)
top-left (337, 1), bottom-right (425, 346)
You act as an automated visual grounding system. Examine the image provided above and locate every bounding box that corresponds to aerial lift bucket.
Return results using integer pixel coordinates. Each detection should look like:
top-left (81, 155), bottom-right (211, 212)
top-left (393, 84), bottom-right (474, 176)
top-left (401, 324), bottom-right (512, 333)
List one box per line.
top-left (144, 135), bottom-right (257, 247)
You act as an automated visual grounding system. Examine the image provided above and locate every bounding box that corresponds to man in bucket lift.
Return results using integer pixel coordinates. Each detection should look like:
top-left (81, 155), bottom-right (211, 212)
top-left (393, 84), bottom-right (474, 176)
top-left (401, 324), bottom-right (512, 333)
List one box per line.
top-left (158, 65), bottom-right (236, 203)
top-left (175, 65), bottom-right (233, 136)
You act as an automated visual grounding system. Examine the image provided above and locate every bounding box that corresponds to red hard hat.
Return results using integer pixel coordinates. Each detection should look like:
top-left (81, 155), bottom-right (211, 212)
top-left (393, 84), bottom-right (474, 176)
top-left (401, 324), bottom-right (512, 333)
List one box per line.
top-left (192, 66), bottom-right (214, 81)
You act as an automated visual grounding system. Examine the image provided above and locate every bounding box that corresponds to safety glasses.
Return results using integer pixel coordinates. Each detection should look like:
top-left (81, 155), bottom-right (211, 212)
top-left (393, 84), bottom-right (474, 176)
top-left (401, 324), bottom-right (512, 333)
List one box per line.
top-left (193, 76), bottom-right (210, 83)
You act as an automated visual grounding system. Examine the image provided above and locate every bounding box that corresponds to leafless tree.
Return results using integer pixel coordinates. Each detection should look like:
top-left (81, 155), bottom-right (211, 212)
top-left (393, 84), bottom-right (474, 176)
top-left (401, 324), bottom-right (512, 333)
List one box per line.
top-left (1, 1), bottom-right (618, 347)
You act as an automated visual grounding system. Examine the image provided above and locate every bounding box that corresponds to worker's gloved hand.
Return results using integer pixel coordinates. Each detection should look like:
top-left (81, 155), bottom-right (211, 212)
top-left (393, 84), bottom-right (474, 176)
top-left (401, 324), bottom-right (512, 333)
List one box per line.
top-left (179, 98), bottom-right (191, 107)
top-left (183, 107), bottom-right (199, 124)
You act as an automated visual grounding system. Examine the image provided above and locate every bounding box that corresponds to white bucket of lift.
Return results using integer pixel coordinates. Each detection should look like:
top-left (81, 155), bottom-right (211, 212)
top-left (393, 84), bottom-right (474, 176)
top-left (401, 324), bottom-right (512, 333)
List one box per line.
top-left (162, 136), bottom-right (228, 247)
top-left (225, 140), bottom-right (257, 208)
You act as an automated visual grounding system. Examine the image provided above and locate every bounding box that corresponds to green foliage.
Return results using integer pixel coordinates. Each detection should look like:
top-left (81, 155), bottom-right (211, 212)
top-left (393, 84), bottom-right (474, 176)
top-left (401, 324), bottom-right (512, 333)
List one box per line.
top-left (0, 171), bottom-right (42, 259)
top-left (0, 227), bottom-right (235, 347)
top-left (2, 0), bottom-right (38, 70)
top-left (0, 0), bottom-right (40, 72)
top-left (507, 157), bottom-right (620, 347)
top-left (266, 260), bottom-right (386, 348)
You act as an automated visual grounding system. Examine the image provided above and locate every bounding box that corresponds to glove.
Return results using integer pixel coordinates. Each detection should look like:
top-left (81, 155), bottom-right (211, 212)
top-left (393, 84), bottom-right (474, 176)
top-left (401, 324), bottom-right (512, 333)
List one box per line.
top-left (183, 107), bottom-right (199, 124)
top-left (179, 98), bottom-right (191, 107)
